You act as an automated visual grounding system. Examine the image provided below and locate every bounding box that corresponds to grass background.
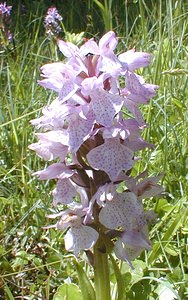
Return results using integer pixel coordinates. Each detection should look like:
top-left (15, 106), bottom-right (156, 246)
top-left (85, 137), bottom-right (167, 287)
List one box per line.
top-left (0, 0), bottom-right (187, 299)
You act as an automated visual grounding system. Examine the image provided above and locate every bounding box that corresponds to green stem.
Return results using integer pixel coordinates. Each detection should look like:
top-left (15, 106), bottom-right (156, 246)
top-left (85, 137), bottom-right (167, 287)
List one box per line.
top-left (93, 236), bottom-right (111, 300)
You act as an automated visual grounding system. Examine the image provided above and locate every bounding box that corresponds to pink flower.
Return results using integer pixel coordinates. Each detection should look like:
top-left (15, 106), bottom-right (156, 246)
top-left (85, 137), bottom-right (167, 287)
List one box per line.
top-left (87, 138), bottom-right (134, 181)
top-left (118, 49), bottom-right (151, 71)
top-left (99, 192), bottom-right (154, 265)
top-left (48, 197), bottom-right (99, 256)
top-left (33, 163), bottom-right (75, 180)
top-left (30, 31), bottom-right (162, 263)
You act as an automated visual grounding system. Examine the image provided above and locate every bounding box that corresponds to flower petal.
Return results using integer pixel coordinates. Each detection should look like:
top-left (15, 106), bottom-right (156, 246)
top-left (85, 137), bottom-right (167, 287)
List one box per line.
top-left (121, 228), bottom-right (151, 250)
top-left (67, 111), bottom-right (95, 152)
top-left (124, 98), bottom-right (146, 126)
top-left (87, 138), bottom-right (133, 181)
top-left (29, 140), bottom-right (68, 161)
top-left (91, 89), bottom-right (123, 127)
top-left (80, 39), bottom-right (100, 56)
top-left (114, 239), bottom-right (143, 266)
top-left (33, 163), bottom-right (74, 180)
top-left (64, 225), bottom-right (99, 256)
top-left (119, 49), bottom-right (151, 71)
top-left (58, 39), bottom-right (79, 57)
top-left (99, 31), bottom-right (118, 56)
top-left (126, 72), bottom-right (158, 103)
top-left (99, 192), bottom-right (143, 229)
top-left (52, 178), bottom-right (77, 206)
top-left (36, 130), bottom-right (69, 146)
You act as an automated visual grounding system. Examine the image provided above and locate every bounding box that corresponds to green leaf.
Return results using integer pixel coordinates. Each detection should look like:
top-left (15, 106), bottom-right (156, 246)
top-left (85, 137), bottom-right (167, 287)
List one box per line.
top-left (4, 284), bottom-right (15, 300)
top-left (110, 254), bottom-right (125, 300)
top-left (53, 283), bottom-right (82, 300)
top-left (73, 260), bottom-right (96, 300)
top-left (93, 0), bottom-right (105, 11)
top-left (172, 98), bottom-right (183, 109)
top-left (148, 208), bottom-right (188, 265)
top-left (136, 277), bottom-right (180, 300)
top-left (11, 250), bottom-right (35, 270)
top-left (131, 260), bottom-right (146, 284)
top-left (165, 246), bottom-right (178, 256)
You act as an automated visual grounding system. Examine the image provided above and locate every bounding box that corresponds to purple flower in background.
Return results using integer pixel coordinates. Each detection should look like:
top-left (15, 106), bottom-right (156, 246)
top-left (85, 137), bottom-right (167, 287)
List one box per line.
top-left (0, 2), bottom-right (11, 16)
top-left (0, 2), bottom-right (12, 47)
top-left (30, 31), bottom-right (162, 263)
top-left (44, 6), bottom-right (63, 37)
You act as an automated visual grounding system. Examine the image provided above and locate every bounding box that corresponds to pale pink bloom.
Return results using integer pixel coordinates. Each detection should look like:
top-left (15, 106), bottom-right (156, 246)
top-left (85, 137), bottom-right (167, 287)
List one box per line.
top-left (52, 178), bottom-right (77, 206)
top-left (101, 118), bottom-right (154, 151)
top-left (125, 72), bottom-right (159, 103)
top-left (80, 39), bottom-right (100, 56)
top-left (29, 140), bottom-right (68, 161)
top-left (114, 239), bottom-right (144, 268)
top-left (67, 110), bottom-right (95, 152)
top-left (63, 220), bottom-right (99, 256)
top-left (114, 226), bottom-right (152, 267)
top-left (83, 182), bottom-right (116, 224)
top-left (49, 203), bottom-right (99, 256)
top-left (123, 97), bottom-right (146, 126)
top-left (29, 130), bottom-right (69, 161)
top-left (126, 173), bottom-right (164, 200)
top-left (30, 100), bottom-right (73, 129)
top-left (30, 31), bottom-right (161, 262)
top-left (98, 31), bottom-right (118, 56)
top-left (36, 130), bottom-right (69, 146)
top-left (118, 49), bottom-right (151, 71)
top-left (58, 39), bottom-right (89, 75)
top-left (58, 39), bottom-right (80, 58)
top-left (38, 63), bottom-right (79, 101)
top-left (99, 192), bottom-right (153, 265)
top-left (90, 88), bottom-right (124, 127)
top-left (87, 138), bottom-right (134, 181)
top-left (121, 228), bottom-right (151, 250)
top-left (99, 192), bottom-right (144, 229)
top-left (33, 163), bottom-right (75, 180)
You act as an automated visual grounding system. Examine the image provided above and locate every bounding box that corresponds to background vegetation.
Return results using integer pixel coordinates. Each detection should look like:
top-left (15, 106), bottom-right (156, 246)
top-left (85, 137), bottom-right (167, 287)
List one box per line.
top-left (0, 0), bottom-right (187, 299)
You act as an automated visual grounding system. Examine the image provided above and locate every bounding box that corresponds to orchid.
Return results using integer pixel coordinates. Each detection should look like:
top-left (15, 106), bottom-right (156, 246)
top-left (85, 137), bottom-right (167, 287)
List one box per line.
top-left (44, 6), bottom-right (62, 37)
top-left (30, 30), bottom-right (162, 298)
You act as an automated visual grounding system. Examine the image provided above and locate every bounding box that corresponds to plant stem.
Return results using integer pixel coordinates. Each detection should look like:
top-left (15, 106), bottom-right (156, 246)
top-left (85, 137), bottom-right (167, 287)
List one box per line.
top-left (93, 236), bottom-right (111, 300)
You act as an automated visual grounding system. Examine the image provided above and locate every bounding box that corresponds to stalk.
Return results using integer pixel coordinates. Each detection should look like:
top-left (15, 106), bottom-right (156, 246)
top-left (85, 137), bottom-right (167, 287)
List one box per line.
top-left (93, 236), bottom-right (111, 300)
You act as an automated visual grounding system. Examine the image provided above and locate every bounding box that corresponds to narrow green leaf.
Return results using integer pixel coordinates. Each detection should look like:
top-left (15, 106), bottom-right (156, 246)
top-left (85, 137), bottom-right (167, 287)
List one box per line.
top-left (148, 208), bottom-right (187, 264)
top-left (110, 254), bottom-right (125, 300)
top-left (4, 284), bottom-right (15, 300)
top-left (93, 0), bottom-right (105, 12)
top-left (73, 260), bottom-right (96, 300)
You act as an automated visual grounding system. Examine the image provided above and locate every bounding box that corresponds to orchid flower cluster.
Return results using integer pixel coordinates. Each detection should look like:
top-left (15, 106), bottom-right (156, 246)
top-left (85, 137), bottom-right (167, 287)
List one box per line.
top-left (0, 2), bottom-right (12, 48)
top-left (29, 31), bottom-right (163, 267)
top-left (44, 6), bottom-right (63, 38)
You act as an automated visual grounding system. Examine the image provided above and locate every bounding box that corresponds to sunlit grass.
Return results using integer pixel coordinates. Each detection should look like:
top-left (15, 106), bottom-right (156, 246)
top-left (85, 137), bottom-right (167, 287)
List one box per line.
top-left (0, 0), bottom-right (188, 299)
